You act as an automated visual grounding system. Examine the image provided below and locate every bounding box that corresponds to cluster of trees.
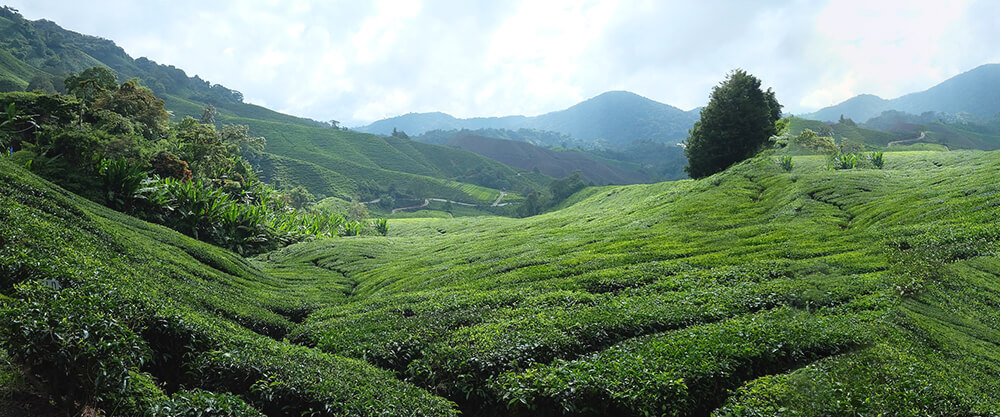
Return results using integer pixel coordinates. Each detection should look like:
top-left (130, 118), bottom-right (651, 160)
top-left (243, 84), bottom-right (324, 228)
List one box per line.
top-left (518, 171), bottom-right (588, 217)
top-left (1, 66), bottom-right (387, 254)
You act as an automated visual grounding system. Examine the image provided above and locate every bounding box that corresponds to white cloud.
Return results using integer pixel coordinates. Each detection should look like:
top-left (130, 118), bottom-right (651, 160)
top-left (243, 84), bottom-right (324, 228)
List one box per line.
top-left (6, 0), bottom-right (1000, 125)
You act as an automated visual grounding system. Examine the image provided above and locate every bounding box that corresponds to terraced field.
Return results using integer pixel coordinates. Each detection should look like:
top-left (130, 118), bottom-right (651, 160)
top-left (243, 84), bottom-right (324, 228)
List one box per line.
top-left (277, 150), bottom-right (1000, 415)
top-left (3, 149), bottom-right (1000, 415)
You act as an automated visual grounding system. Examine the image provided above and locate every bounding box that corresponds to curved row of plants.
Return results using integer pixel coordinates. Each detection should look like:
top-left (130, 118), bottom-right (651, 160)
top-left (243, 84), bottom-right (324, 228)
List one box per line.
top-left (275, 151), bottom-right (1000, 415)
top-left (0, 159), bottom-right (456, 416)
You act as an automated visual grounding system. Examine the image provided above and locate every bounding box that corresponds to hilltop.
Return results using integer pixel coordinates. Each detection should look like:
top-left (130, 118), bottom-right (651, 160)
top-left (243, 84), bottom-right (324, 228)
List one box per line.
top-left (357, 90), bottom-right (700, 148)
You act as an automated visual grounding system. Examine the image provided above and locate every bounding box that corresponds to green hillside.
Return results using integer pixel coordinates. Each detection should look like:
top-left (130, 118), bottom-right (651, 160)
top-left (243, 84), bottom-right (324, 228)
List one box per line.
top-left (6, 146), bottom-right (1000, 415)
top-left (443, 133), bottom-right (654, 185)
top-left (0, 159), bottom-right (457, 416)
top-left (275, 149), bottom-right (1000, 415)
top-left (0, 7), bottom-right (544, 206)
top-left (788, 116), bottom-right (901, 148)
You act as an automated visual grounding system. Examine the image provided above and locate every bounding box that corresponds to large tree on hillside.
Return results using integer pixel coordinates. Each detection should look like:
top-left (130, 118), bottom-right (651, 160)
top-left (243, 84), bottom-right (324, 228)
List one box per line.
top-left (684, 69), bottom-right (781, 179)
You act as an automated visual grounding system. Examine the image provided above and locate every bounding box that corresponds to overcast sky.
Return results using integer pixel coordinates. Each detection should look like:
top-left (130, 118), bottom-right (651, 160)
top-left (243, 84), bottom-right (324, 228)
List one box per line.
top-left (8, 0), bottom-right (1000, 126)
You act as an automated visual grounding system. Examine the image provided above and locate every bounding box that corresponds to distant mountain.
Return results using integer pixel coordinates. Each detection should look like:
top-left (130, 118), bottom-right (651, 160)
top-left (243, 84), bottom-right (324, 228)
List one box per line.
top-left (801, 64), bottom-right (1000, 123)
top-left (444, 134), bottom-right (653, 185)
top-left (0, 7), bottom-right (548, 205)
top-left (416, 128), bottom-right (584, 149)
top-left (357, 91), bottom-right (700, 148)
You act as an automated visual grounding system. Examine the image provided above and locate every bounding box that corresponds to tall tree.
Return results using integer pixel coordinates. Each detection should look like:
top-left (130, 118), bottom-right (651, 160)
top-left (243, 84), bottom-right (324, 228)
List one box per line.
top-left (64, 66), bottom-right (118, 103)
top-left (684, 69), bottom-right (782, 179)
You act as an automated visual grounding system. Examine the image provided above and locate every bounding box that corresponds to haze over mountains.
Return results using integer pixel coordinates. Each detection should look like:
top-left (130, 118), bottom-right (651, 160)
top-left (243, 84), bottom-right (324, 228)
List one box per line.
top-left (357, 91), bottom-right (700, 149)
top-left (5, 4), bottom-right (1000, 192)
top-left (801, 64), bottom-right (1000, 123)
top-left (360, 64), bottom-right (1000, 157)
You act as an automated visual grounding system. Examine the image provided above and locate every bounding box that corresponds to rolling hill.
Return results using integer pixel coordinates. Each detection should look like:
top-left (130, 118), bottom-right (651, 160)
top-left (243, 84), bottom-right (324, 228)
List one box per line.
top-left (0, 7), bottom-right (547, 206)
top-left (357, 91), bottom-right (700, 148)
top-left (443, 133), bottom-right (653, 185)
top-left (801, 63), bottom-right (1000, 123)
top-left (5, 146), bottom-right (1000, 415)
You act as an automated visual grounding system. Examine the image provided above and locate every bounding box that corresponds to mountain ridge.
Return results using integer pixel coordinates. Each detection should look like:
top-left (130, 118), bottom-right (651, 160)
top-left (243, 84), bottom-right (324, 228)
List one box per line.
top-left (0, 7), bottom-right (548, 208)
top-left (357, 90), bottom-right (700, 148)
top-left (801, 63), bottom-right (1000, 122)
top-left (443, 133), bottom-right (653, 185)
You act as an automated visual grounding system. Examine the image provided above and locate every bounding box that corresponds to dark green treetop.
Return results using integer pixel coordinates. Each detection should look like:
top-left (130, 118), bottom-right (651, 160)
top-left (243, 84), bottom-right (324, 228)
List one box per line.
top-left (684, 69), bottom-right (781, 179)
top-left (64, 66), bottom-right (118, 103)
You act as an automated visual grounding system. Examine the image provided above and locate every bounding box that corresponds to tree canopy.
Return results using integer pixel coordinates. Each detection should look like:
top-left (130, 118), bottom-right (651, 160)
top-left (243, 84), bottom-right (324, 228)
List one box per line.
top-left (684, 69), bottom-right (782, 179)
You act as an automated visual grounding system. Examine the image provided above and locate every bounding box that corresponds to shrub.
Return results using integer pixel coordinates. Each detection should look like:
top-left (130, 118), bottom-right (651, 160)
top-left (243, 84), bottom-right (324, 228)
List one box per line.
top-left (832, 153), bottom-right (858, 170)
top-left (868, 151), bottom-right (884, 169)
top-left (98, 157), bottom-right (148, 211)
top-left (104, 370), bottom-right (168, 416)
top-left (372, 218), bottom-right (389, 236)
top-left (339, 221), bottom-right (362, 237)
top-left (776, 155), bottom-right (794, 172)
top-left (791, 129), bottom-right (838, 154)
top-left (0, 282), bottom-right (150, 410)
top-left (149, 389), bottom-right (265, 417)
top-left (150, 150), bottom-right (193, 181)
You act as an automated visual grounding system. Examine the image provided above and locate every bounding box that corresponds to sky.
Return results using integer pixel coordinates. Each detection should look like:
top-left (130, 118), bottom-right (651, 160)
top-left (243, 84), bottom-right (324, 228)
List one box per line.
top-left (7, 0), bottom-right (1000, 127)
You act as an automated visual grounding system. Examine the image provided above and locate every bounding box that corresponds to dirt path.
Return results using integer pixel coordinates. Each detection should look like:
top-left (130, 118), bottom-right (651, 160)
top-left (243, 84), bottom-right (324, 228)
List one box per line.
top-left (888, 131), bottom-right (926, 147)
top-left (491, 192), bottom-right (508, 207)
top-left (387, 192), bottom-right (512, 214)
top-left (391, 199), bottom-right (429, 214)
top-left (429, 198), bottom-right (476, 207)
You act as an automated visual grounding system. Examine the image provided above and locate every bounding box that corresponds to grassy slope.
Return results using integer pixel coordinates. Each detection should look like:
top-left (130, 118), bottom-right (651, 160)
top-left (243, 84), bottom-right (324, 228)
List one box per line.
top-left (156, 98), bottom-right (546, 203)
top-left (272, 149), bottom-right (1000, 415)
top-left (0, 159), bottom-right (457, 416)
top-left (788, 117), bottom-right (900, 147)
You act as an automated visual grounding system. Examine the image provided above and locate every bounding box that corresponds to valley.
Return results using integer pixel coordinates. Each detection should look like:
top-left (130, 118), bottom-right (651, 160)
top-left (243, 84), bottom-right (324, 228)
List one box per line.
top-left (2, 4), bottom-right (1000, 417)
top-left (4, 147), bottom-right (1000, 415)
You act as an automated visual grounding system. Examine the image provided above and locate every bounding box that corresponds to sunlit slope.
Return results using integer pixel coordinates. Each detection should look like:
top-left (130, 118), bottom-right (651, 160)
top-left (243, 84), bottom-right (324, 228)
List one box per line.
top-left (278, 150), bottom-right (1000, 415)
top-left (0, 160), bottom-right (457, 416)
top-left (240, 116), bottom-right (542, 202)
top-left (162, 98), bottom-right (546, 203)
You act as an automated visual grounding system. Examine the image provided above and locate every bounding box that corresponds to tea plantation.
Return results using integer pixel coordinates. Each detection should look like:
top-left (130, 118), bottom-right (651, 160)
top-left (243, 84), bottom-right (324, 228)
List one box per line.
top-left (4, 149), bottom-right (1000, 415)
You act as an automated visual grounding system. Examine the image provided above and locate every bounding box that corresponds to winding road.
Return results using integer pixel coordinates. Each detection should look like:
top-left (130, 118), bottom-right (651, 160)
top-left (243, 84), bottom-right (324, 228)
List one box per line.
top-left (386, 192), bottom-right (510, 214)
top-left (887, 131), bottom-right (927, 147)
top-left (391, 199), bottom-right (429, 214)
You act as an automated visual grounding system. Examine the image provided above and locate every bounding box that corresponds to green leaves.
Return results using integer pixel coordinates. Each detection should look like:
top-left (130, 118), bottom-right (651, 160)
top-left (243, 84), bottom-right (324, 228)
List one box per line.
top-left (0, 282), bottom-right (150, 408)
top-left (776, 155), bottom-right (794, 172)
top-left (149, 389), bottom-right (265, 417)
top-left (829, 152), bottom-right (884, 170)
top-left (97, 157), bottom-right (148, 211)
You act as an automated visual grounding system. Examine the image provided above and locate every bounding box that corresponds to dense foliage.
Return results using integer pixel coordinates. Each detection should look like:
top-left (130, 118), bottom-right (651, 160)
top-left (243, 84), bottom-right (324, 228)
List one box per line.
top-left (0, 68), bottom-right (386, 255)
top-left (685, 69), bottom-right (781, 179)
